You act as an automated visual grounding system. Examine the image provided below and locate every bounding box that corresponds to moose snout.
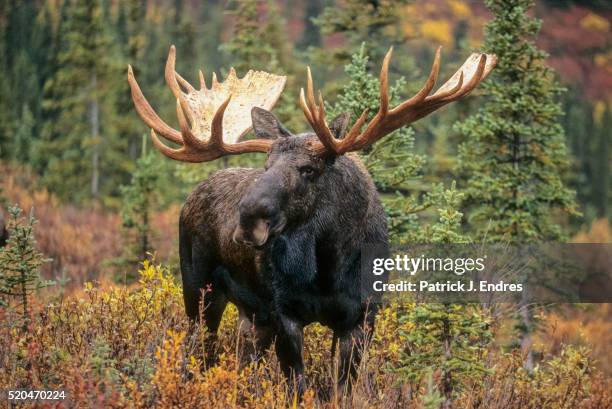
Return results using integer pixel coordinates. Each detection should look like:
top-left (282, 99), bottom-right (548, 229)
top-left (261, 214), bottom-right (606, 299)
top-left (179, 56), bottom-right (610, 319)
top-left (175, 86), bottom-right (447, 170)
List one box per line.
top-left (233, 196), bottom-right (285, 248)
top-left (233, 218), bottom-right (271, 248)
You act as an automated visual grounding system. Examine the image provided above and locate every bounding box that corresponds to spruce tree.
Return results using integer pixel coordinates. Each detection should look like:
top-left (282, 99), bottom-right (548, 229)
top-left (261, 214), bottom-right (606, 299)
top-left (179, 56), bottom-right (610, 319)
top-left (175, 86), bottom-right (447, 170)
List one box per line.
top-left (0, 16), bottom-right (11, 157)
top-left (220, 0), bottom-right (278, 75)
top-left (455, 0), bottom-right (577, 242)
top-left (119, 137), bottom-right (163, 271)
top-left (330, 44), bottom-right (429, 245)
top-left (396, 184), bottom-right (492, 408)
top-left (0, 206), bottom-right (52, 329)
top-left (37, 0), bottom-right (126, 203)
top-left (313, 0), bottom-right (412, 64)
top-left (454, 0), bottom-right (578, 370)
top-left (0, 0), bottom-right (55, 162)
top-left (592, 104), bottom-right (610, 219)
top-left (296, 0), bottom-right (323, 50)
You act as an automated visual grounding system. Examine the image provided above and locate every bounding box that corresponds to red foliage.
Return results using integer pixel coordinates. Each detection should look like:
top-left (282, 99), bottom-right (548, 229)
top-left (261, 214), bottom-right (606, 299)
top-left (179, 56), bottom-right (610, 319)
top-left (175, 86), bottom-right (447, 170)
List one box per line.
top-left (0, 163), bottom-right (179, 288)
top-left (539, 5), bottom-right (612, 101)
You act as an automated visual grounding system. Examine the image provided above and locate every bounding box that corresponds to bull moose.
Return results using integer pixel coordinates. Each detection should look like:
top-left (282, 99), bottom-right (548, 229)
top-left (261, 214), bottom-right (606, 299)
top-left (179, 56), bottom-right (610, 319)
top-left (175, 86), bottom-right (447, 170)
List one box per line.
top-left (127, 45), bottom-right (495, 394)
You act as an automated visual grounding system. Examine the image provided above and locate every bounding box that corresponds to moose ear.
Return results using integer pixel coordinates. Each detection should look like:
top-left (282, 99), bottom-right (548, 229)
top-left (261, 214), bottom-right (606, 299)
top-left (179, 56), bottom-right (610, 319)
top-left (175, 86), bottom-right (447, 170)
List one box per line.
top-left (251, 107), bottom-right (292, 139)
top-left (329, 112), bottom-right (351, 139)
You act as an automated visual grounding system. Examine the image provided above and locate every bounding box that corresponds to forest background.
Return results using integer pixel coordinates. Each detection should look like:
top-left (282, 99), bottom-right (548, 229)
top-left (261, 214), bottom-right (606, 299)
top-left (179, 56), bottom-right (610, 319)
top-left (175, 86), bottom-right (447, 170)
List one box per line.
top-left (0, 0), bottom-right (610, 407)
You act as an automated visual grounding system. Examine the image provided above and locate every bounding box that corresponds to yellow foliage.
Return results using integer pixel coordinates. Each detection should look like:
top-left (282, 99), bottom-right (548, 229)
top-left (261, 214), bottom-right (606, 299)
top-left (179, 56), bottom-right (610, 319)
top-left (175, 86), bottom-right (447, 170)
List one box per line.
top-left (580, 12), bottom-right (610, 32)
top-left (592, 100), bottom-right (610, 127)
top-left (573, 218), bottom-right (612, 243)
top-left (448, 0), bottom-right (470, 19)
top-left (420, 19), bottom-right (454, 48)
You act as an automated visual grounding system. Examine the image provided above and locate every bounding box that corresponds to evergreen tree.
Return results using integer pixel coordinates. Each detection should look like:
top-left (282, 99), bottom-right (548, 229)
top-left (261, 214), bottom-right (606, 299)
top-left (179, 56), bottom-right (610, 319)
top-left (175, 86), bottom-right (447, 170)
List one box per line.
top-left (115, 0), bottom-right (147, 161)
top-left (0, 206), bottom-right (53, 329)
top-left (561, 93), bottom-right (595, 220)
top-left (454, 0), bottom-right (578, 370)
top-left (455, 0), bottom-right (577, 242)
top-left (313, 0), bottom-right (412, 64)
top-left (296, 0), bottom-right (323, 50)
top-left (220, 0), bottom-right (278, 75)
top-left (329, 44), bottom-right (428, 245)
top-left (37, 0), bottom-right (126, 203)
top-left (0, 0), bottom-right (55, 162)
top-left (396, 184), bottom-right (492, 408)
top-left (12, 105), bottom-right (35, 163)
top-left (194, 0), bottom-right (225, 73)
top-left (592, 104), bottom-right (610, 219)
top-left (119, 137), bottom-right (163, 271)
top-left (0, 12), bottom-right (12, 157)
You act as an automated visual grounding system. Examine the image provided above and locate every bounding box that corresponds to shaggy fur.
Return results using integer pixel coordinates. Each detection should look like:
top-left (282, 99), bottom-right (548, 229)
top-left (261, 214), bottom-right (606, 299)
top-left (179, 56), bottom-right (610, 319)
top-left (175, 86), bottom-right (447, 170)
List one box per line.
top-left (179, 108), bottom-right (388, 394)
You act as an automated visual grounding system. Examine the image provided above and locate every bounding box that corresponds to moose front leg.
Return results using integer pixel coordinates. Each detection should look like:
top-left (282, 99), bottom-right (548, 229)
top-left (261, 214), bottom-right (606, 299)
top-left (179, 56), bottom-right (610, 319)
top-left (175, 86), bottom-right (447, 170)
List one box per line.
top-left (275, 316), bottom-right (305, 399)
top-left (336, 309), bottom-right (376, 394)
top-left (267, 228), bottom-right (315, 398)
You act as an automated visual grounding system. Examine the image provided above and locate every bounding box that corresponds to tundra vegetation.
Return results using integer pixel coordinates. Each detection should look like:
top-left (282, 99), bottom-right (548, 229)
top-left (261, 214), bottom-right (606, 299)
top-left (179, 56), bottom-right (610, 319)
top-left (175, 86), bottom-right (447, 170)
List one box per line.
top-left (0, 0), bottom-right (610, 408)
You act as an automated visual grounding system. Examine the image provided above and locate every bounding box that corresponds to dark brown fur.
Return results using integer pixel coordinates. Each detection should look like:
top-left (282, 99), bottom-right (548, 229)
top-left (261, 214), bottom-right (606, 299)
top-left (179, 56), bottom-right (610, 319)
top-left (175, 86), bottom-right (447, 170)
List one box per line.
top-left (179, 109), bottom-right (388, 395)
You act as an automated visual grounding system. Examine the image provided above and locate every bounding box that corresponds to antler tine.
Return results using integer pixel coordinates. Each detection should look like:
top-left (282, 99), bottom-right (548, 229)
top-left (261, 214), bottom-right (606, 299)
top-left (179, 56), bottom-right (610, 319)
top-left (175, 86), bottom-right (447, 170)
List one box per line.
top-left (164, 45), bottom-right (198, 95)
top-left (176, 99), bottom-right (206, 150)
top-left (299, 67), bottom-right (341, 154)
top-left (198, 70), bottom-right (206, 90)
top-left (127, 65), bottom-right (182, 144)
top-left (391, 46), bottom-right (441, 115)
top-left (339, 109), bottom-right (369, 152)
top-left (150, 129), bottom-right (188, 161)
top-left (315, 91), bottom-right (342, 153)
top-left (443, 54), bottom-right (487, 101)
top-left (176, 72), bottom-right (196, 94)
top-left (306, 67), bottom-right (317, 116)
top-left (429, 71), bottom-right (463, 101)
top-left (165, 45), bottom-right (196, 125)
top-left (379, 47), bottom-right (392, 115)
top-left (303, 48), bottom-right (496, 156)
top-left (209, 95), bottom-right (231, 149)
top-left (299, 88), bottom-right (314, 124)
top-left (414, 54), bottom-right (488, 121)
top-left (164, 45), bottom-right (181, 99)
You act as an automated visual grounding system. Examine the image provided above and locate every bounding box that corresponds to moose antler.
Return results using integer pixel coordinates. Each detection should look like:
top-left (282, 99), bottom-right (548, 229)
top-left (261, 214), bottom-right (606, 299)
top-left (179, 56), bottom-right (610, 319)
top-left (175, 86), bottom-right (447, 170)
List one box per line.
top-left (128, 46), bottom-right (287, 162)
top-left (300, 47), bottom-right (497, 155)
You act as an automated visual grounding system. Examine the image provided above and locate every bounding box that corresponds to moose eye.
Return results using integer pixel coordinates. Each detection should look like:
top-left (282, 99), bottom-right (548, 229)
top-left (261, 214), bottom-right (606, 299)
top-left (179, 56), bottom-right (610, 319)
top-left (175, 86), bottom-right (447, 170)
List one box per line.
top-left (299, 166), bottom-right (316, 178)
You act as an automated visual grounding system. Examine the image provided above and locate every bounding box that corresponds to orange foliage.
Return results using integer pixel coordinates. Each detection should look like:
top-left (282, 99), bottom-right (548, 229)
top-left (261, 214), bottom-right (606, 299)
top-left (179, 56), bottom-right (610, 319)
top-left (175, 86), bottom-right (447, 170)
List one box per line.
top-left (0, 162), bottom-right (179, 287)
top-left (538, 304), bottom-right (612, 375)
top-left (573, 218), bottom-right (612, 243)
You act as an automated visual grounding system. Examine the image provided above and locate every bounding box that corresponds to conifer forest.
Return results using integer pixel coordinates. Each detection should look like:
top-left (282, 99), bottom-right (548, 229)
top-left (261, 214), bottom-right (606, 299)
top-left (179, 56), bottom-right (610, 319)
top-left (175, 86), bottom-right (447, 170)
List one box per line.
top-left (0, 0), bottom-right (610, 408)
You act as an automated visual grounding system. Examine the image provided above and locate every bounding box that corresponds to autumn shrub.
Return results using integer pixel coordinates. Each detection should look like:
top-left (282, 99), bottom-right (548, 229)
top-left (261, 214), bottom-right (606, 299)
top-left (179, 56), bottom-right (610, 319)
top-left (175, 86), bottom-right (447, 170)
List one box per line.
top-left (1, 260), bottom-right (610, 409)
top-left (538, 304), bottom-right (612, 375)
top-left (458, 347), bottom-right (612, 409)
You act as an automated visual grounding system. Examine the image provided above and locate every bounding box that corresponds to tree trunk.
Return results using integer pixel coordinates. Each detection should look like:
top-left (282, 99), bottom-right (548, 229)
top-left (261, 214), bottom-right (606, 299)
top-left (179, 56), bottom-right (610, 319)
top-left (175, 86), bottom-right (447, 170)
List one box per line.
top-left (20, 267), bottom-right (28, 332)
top-left (141, 208), bottom-right (149, 261)
top-left (90, 73), bottom-right (100, 199)
top-left (520, 298), bottom-right (534, 372)
top-left (442, 311), bottom-right (453, 409)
